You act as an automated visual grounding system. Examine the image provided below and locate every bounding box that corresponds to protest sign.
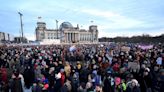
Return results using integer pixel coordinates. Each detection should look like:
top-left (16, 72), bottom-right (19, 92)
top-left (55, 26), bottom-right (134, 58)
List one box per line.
top-left (138, 45), bottom-right (153, 50)
top-left (156, 57), bottom-right (162, 65)
top-left (128, 62), bottom-right (140, 70)
top-left (69, 45), bottom-right (76, 52)
top-left (26, 48), bottom-right (31, 51)
top-left (121, 46), bottom-right (130, 52)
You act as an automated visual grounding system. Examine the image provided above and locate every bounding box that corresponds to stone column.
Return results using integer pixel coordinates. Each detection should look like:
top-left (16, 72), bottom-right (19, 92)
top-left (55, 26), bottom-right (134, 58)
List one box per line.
top-left (72, 33), bottom-right (74, 42)
top-left (68, 33), bottom-right (70, 42)
top-left (70, 33), bottom-right (72, 42)
top-left (89, 34), bottom-right (90, 41)
top-left (84, 34), bottom-right (86, 41)
top-left (74, 33), bottom-right (76, 42)
top-left (87, 34), bottom-right (88, 41)
top-left (78, 33), bottom-right (80, 42)
top-left (67, 33), bottom-right (68, 43)
top-left (72, 33), bottom-right (73, 42)
top-left (67, 33), bottom-right (68, 42)
top-left (70, 33), bottom-right (71, 42)
top-left (65, 33), bottom-right (66, 42)
top-left (76, 33), bottom-right (78, 42)
top-left (74, 33), bottom-right (75, 42)
top-left (64, 33), bottom-right (66, 42)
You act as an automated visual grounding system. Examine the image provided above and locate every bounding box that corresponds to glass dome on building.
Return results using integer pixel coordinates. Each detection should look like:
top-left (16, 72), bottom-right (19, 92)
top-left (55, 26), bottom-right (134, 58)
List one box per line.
top-left (59, 22), bottom-right (73, 30)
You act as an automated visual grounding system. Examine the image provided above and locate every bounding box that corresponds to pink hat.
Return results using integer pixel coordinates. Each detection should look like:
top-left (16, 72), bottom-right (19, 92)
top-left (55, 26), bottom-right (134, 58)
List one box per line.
top-left (115, 77), bottom-right (121, 86)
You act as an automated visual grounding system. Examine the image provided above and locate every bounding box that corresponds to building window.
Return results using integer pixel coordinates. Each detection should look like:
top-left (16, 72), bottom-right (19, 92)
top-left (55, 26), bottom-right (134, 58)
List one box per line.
top-left (41, 33), bottom-right (44, 36)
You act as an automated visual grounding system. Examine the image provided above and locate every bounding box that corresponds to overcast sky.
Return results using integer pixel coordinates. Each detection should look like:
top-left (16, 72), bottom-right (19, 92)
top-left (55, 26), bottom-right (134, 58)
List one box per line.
top-left (0, 0), bottom-right (164, 40)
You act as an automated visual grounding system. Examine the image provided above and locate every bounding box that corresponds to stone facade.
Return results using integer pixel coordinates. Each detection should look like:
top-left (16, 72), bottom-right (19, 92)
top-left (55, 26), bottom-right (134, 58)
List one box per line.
top-left (0, 32), bottom-right (14, 42)
top-left (35, 21), bottom-right (98, 43)
top-left (0, 32), bottom-right (5, 41)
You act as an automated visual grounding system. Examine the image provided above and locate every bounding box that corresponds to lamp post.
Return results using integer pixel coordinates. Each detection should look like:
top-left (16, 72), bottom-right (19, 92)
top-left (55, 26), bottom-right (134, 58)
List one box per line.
top-left (56, 20), bottom-right (58, 39)
top-left (18, 12), bottom-right (24, 43)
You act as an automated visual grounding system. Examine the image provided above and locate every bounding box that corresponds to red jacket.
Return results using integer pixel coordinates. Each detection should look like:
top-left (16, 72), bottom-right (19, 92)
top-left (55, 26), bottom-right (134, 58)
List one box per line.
top-left (1, 68), bottom-right (7, 83)
top-left (60, 72), bottom-right (65, 86)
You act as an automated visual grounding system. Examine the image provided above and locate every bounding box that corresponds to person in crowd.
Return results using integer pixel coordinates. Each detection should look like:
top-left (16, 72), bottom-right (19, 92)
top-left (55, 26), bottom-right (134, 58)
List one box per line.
top-left (31, 80), bottom-right (42, 92)
top-left (158, 69), bottom-right (164, 92)
top-left (23, 65), bottom-right (35, 89)
top-left (138, 68), bottom-right (153, 92)
top-left (10, 69), bottom-right (24, 92)
top-left (103, 71), bottom-right (115, 92)
top-left (60, 77), bottom-right (72, 92)
top-left (126, 79), bottom-right (141, 92)
top-left (0, 67), bottom-right (9, 92)
top-left (0, 43), bottom-right (163, 92)
top-left (77, 82), bottom-right (86, 92)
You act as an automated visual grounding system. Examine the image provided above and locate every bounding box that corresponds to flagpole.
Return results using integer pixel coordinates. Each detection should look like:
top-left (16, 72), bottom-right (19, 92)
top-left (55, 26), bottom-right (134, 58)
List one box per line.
top-left (56, 20), bottom-right (58, 39)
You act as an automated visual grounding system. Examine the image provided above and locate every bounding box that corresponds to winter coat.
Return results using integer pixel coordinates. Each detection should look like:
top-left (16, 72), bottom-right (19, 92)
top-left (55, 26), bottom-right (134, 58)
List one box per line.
top-left (64, 64), bottom-right (71, 77)
top-left (23, 67), bottom-right (35, 89)
top-left (126, 86), bottom-right (141, 92)
top-left (61, 72), bottom-right (66, 86)
top-left (0, 68), bottom-right (7, 83)
top-left (10, 78), bottom-right (23, 92)
top-left (103, 77), bottom-right (115, 92)
top-left (31, 84), bottom-right (42, 92)
top-left (159, 75), bottom-right (164, 92)
top-left (71, 76), bottom-right (79, 92)
top-left (60, 85), bottom-right (68, 92)
top-left (54, 79), bottom-right (62, 92)
top-left (126, 79), bottom-right (141, 92)
top-left (138, 72), bottom-right (152, 92)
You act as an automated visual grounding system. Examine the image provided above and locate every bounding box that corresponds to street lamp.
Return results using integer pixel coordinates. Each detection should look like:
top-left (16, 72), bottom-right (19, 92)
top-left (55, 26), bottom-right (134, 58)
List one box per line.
top-left (56, 20), bottom-right (58, 39)
top-left (18, 12), bottom-right (24, 43)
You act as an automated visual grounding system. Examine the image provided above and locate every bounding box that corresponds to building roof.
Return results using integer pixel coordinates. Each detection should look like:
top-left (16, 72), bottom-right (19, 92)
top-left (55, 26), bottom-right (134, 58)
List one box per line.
top-left (79, 29), bottom-right (87, 32)
top-left (46, 29), bottom-right (56, 31)
top-left (59, 22), bottom-right (73, 30)
top-left (37, 22), bottom-right (46, 24)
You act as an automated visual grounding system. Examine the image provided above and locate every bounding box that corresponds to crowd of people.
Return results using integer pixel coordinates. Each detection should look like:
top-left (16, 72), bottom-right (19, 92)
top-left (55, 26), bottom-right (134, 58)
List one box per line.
top-left (0, 43), bottom-right (163, 92)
